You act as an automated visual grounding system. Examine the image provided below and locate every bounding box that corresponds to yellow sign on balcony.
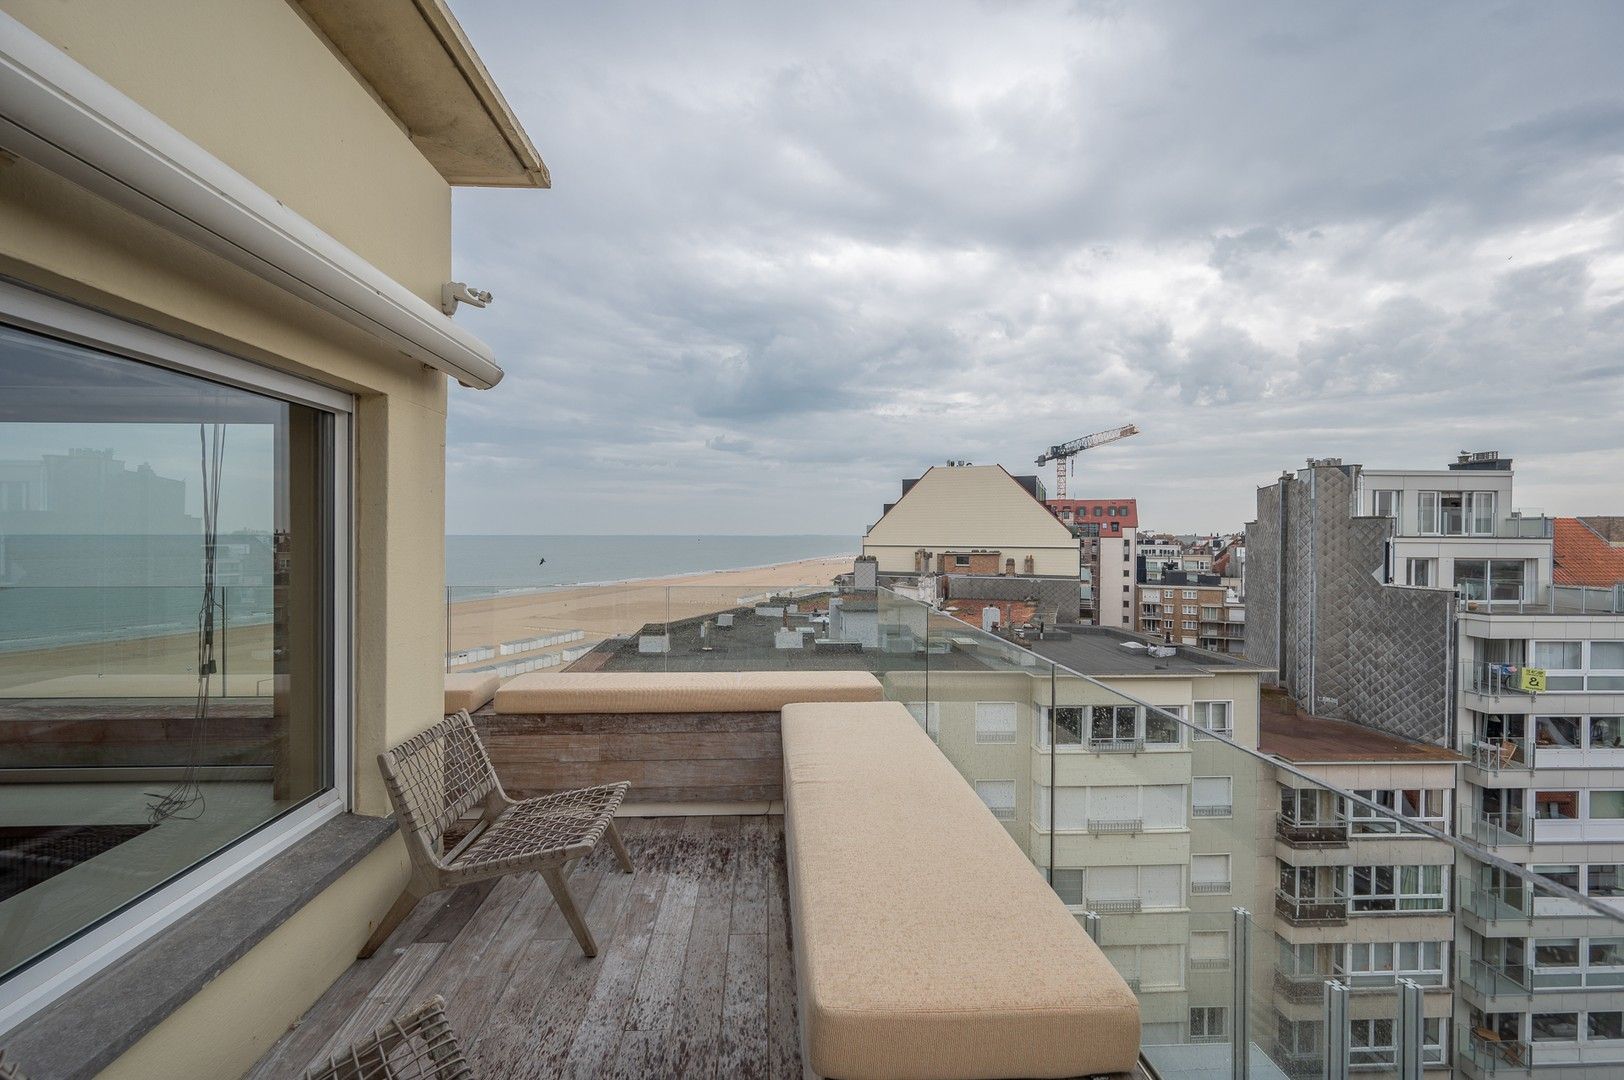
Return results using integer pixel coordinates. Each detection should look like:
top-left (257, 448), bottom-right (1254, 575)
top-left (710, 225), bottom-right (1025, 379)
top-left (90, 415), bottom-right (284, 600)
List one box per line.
top-left (1519, 667), bottom-right (1547, 692)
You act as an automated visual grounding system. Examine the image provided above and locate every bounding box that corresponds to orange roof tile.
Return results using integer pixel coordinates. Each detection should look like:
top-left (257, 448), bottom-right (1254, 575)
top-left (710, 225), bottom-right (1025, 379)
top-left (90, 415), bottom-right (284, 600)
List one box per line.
top-left (1553, 517), bottom-right (1624, 587)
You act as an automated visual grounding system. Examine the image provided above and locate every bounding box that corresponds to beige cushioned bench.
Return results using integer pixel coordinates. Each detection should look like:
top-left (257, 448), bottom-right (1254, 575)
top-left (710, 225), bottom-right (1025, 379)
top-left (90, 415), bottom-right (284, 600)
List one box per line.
top-left (494, 670), bottom-right (883, 714)
top-left (782, 701), bottom-right (1141, 1079)
top-left (444, 671), bottom-right (502, 715)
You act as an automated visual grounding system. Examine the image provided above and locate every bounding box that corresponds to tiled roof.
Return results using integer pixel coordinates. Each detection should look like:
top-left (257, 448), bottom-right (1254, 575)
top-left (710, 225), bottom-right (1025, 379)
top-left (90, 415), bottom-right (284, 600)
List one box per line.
top-left (1553, 517), bottom-right (1624, 587)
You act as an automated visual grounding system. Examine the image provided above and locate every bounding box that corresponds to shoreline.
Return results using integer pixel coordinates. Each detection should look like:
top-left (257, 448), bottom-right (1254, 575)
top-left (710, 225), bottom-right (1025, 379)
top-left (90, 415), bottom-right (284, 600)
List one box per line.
top-left (448, 550), bottom-right (859, 594)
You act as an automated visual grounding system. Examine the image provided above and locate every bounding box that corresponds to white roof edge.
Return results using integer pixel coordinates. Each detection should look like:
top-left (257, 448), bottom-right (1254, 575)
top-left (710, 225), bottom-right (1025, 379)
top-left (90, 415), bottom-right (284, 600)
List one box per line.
top-left (0, 10), bottom-right (503, 389)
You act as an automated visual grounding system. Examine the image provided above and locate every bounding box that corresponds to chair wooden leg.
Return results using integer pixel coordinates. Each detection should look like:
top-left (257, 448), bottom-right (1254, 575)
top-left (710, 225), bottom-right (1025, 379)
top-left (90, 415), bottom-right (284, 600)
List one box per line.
top-left (541, 865), bottom-right (598, 957)
top-left (358, 886), bottom-right (421, 959)
top-left (607, 820), bottom-right (634, 873)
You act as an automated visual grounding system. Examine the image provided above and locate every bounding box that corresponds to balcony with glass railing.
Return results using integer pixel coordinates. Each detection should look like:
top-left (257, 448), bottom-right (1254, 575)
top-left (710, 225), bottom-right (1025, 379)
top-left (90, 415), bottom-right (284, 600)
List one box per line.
top-left (56, 576), bottom-right (1606, 1078)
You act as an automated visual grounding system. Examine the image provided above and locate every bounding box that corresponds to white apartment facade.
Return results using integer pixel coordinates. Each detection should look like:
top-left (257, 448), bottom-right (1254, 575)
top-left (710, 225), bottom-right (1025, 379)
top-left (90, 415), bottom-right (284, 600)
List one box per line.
top-left (1356, 453), bottom-right (1624, 1077)
top-left (884, 631), bottom-right (1272, 1051)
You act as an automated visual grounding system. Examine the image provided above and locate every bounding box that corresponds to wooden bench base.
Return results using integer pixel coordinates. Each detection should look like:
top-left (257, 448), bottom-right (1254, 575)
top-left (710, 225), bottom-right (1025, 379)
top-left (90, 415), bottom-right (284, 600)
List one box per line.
top-left (473, 709), bottom-right (783, 804)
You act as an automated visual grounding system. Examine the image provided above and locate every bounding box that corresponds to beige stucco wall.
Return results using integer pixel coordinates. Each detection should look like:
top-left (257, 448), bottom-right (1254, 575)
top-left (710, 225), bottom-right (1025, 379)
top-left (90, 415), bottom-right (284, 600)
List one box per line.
top-left (0, 1), bottom-right (471, 1075)
top-left (863, 465), bottom-right (1081, 577)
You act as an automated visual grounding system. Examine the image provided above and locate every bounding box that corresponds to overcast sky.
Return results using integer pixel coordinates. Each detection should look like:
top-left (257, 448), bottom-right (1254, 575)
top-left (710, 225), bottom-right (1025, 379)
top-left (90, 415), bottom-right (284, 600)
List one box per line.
top-left (444, 1), bottom-right (1624, 536)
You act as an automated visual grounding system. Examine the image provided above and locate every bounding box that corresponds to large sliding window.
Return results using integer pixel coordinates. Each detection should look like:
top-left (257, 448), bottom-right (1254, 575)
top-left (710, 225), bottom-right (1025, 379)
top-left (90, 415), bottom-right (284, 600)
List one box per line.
top-left (0, 313), bottom-right (346, 999)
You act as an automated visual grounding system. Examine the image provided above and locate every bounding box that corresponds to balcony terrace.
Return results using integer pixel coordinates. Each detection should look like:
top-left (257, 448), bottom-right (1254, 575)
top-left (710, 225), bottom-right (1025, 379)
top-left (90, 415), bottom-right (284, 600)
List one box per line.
top-left (248, 815), bottom-right (801, 1078)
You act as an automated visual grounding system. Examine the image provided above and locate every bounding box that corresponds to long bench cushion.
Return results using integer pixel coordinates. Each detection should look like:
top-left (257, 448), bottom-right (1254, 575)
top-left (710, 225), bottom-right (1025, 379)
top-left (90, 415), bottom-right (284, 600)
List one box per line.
top-left (445, 672), bottom-right (501, 715)
top-left (494, 670), bottom-right (884, 715)
top-left (782, 701), bottom-right (1140, 1080)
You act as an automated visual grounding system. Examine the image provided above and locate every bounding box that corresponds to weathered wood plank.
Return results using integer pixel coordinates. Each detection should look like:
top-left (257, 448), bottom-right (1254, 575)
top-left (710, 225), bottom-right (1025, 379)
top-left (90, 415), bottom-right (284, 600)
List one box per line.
top-left (477, 711), bottom-right (780, 736)
top-left (244, 888), bottom-right (457, 1080)
top-left (482, 730), bottom-right (782, 762)
top-left (655, 816), bottom-right (739, 1077)
top-left (731, 814), bottom-right (773, 937)
top-left (500, 866), bottom-right (640, 1079)
top-left (720, 932), bottom-right (770, 1080)
top-left (510, 782), bottom-right (783, 805)
top-left (767, 820), bottom-right (801, 1080)
top-left (416, 879), bottom-right (500, 943)
top-left (467, 937), bottom-right (571, 1076)
top-left (497, 756), bottom-right (782, 788)
top-left (561, 826), bottom-right (671, 1077)
top-left (303, 942), bottom-right (443, 1068)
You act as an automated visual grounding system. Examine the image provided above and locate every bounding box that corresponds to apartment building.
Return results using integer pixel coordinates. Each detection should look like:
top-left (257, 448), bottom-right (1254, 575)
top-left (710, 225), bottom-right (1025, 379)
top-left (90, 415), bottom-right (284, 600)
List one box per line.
top-left (1263, 692), bottom-right (1461, 1076)
top-left (1137, 567), bottom-right (1245, 654)
top-left (863, 463), bottom-right (1080, 577)
top-left (1248, 452), bottom-right (1624, 1077)
top-left (1047, 497), bottom-right (1138, 629)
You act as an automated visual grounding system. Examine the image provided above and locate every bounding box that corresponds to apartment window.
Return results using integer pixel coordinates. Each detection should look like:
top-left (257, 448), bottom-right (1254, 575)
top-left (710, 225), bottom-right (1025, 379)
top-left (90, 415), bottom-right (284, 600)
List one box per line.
top-left (973, 702), bottom-right (1018, 744)
top-left (1190, 1006), bottom-right (1226, 1040)
top-left (1143, 706), bottom-right (1182, 747)
top-left (1038, 705), bottom-right (1085, 748)
top-left (1589, 867), bottom-right (1624, 897)
top-left (1591, 791), bottom-right (1624, 820)
top-left (1534, 640), bottom-right (1583, 669)
top-left (1182, 589), bottom-right (1198, 599)
top-left (1535, 791), bottom-right (1579, 820)
top-left (953, 554), bottom-right (970, 567)
top-left (1591, 1013), bottom-right (1624, 1040)
top-left (904, 701), bottom-right (940, 742)
top-left (1349, 865), bottom-right (1447, 912)
top-left (1049, 868), bottom-right (1086, 906)
top-left (975, 780), bottom-right (1017, 820)
top-left (1534, 864), bottom-right (1582, 891)
top-left (1593, 717), bottom-right (1624, 749)
top-left (1533, 1013), bottom-right (1580, 1042)
top-left (1419, 490), bottom-right (1494, 535)
top-left (1191, 854), bottom-right (1231, 894)
top-left (1371, 488), bottom-right (1401, 525)
top-left (1350, 788), bottom-right (1447, 834)
top-left (1193, 777), bottom-right (1233, 817)
top-left (1345, 941), bottom-right (1445, 986)
top-left (1535, 715), bottom-right (1581, 748)
top-left (1194, 700), bottom-right (1232, 738)
top-left (1090, 704), bottom-right (1139, 746)
top-left (1454, 558), bottom-right (1526, 601)
top-left (1190, 930), bottom-right (1229, 968)
top-left (1182, 620), bottom-right (1196, 630)
top-left (1162, 589), bottom-right (1174, 599)
top-left (0, 318), bottom-right (346, 994)
top-left (1405, 557), bottom-right (1434, 587)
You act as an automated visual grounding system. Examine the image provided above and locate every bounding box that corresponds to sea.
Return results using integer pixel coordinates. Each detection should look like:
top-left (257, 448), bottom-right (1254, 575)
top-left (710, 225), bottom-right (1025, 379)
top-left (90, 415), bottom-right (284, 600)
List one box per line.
top-left (0, 534), bottom-right (856, 651)
top-left (445, 534), bottom-right (858, 593)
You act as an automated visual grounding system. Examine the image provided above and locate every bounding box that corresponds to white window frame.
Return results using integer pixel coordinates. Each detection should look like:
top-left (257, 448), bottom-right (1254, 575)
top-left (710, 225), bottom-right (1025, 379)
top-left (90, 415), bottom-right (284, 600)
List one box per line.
top-left (1191, 853), bottom-right (1232, 895)
top-left (973, 701), bottom-right (1019, 744)
top-left (1192, 776), bottom-right (1234, 817)
top-left (975, 779), bottom-right (1018, 820)
top-left (1194, 700), bottom-right (1233, 739)
top-left (1371, 488), bottom-right (1401, 527)
top-left (1190, 1005), bottom-right (1227, 1040)
top-left (0, 281), bottom-right (354, 1031)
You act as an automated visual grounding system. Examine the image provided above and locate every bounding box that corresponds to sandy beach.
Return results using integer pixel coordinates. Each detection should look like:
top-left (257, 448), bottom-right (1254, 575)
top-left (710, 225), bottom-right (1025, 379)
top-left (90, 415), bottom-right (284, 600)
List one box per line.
top-left (0, 554), bottom-right (854, 695)
top-left (444, 554), bottom-right (853, 667)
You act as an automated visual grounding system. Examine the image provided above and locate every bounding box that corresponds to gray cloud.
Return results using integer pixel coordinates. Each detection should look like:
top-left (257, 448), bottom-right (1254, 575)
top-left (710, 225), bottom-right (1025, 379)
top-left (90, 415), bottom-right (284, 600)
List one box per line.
top-left (444, 0), bottom-right (1624, 534)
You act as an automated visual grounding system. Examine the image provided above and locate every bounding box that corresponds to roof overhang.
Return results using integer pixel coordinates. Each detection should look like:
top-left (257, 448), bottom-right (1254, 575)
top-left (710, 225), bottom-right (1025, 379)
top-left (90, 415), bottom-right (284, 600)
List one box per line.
top-left (0, 9), bottom-right (505, 388)
top-left (292, 0), bottom-right (548, 188)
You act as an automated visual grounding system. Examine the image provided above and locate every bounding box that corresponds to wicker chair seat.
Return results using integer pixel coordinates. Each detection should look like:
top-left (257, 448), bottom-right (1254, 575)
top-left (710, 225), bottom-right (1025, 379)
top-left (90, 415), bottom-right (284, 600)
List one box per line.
top-left (447, 782), bottom-right (628, 880)
top-left (359, 710), bottom-right (633, 960)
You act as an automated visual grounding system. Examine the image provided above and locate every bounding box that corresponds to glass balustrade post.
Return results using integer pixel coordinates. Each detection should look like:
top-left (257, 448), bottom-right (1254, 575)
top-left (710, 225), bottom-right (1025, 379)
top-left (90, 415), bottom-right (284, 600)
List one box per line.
top-left (1231, 907), bottom-right (1250, 1080)
top-left (1323, 980), bottom-right (1349, 1080)
top-left (1395, 978), bottom-right (1424, 1080)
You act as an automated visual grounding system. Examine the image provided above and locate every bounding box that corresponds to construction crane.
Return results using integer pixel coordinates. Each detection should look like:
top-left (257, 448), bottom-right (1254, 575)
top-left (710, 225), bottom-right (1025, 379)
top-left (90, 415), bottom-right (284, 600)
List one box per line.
top-left (1036, 423), bottom-right (1140, 499)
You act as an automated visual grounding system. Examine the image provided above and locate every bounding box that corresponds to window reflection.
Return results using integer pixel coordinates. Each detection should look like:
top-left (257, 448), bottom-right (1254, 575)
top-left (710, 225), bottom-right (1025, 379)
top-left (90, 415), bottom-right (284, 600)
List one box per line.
top-left (0, 324), bottom-right (334, 980)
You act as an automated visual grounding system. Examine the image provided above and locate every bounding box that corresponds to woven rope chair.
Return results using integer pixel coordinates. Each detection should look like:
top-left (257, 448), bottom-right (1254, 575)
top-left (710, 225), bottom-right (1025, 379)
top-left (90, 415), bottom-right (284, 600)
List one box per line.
top-left (303, 996), bottom-right (472, 1080)
top-left (360, 710), bottom-right (631, 959)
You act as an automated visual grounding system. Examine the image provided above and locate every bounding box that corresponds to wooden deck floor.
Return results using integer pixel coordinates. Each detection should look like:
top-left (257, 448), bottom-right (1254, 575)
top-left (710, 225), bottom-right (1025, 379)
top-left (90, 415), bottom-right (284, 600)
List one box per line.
top-left (247, 815), bottom-right (799, 1080)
